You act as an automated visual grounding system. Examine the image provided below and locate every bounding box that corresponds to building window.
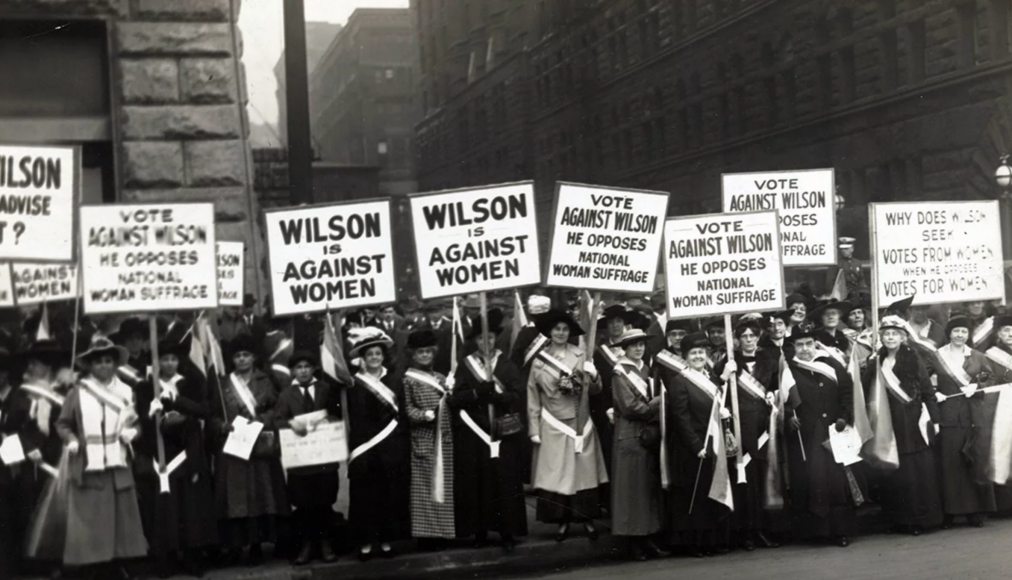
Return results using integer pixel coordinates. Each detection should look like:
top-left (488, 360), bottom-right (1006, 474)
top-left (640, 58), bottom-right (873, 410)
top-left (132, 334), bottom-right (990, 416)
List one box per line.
top-left (906, 19), bottom-right (926, 83)
top-left (989, 0), bottom-right (1009, 59)
top-left (957, 1), bottom-right (978, 68)
top-left (880, 28), bottom-right (898, 90)
top-left (840, 45), bottom-right (856, 102)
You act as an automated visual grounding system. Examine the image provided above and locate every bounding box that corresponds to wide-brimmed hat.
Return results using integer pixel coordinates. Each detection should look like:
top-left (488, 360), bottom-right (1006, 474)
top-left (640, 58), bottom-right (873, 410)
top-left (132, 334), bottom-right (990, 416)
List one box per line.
top-left (533, 308), bottom-right (585, 338)
top-left (614, 329), bottom-right (649, 349)
top-left (808, 300), bottom-right (853, 323)
top-left (665, 319), bottom-right (695, 334)
top-left (111, 317), bottom-right (146, 344)
top-left (601, 304), bottom-right (638, 323)
top-left (680, 332), bottom-right (710, 355)
top-left (288, 350), bottom-right (318, 368)
top-left (787, 322), bottom-right (818, 342)
top-left (407, 329), bottom-right (438, 350)
top-left (766, 310), bottom-right (795, 326)
top-left (467, 308), bottom-right (504, 339)
top-left (347, 326), bottom-right (394, 358)
top-left (77, 335), bottom-right (129, 366)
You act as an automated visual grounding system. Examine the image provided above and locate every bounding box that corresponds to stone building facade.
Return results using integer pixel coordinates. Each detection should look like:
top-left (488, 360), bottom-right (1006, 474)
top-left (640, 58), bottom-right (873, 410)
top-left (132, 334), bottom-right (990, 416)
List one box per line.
top-left (1, 0), bottom-right (263, 299)
top-left (413, 0), bottom-right (1012, 279)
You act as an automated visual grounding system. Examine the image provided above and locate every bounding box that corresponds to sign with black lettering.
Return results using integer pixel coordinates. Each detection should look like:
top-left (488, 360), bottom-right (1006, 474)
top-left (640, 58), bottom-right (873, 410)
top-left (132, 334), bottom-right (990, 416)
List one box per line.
top-left (870, 201), bottom-right (1003, 304)
top-left (0, 144), bottom-right (78, 261)
top-left (409, 182), bottom-right (540, 299)
top-left (265, 200), bottom-right (396, 316)
top-left (722, 168), bottom-right (836, 266)
top-left (0, 265), bottom-right (14, 308)
top-left (216, 241), bottom-right (244, 307)
top-left (11, 263), bottom-right (78, 306)
top-left (546, 182), bottom-right (668, 293)
top-left (662, 211), bottom-right (785, 318)
top-left (79, 203), bottom-right (218, 314)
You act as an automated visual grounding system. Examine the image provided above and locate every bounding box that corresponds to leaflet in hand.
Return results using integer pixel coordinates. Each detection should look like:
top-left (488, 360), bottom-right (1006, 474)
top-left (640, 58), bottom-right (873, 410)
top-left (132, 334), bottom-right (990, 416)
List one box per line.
top-left (223, 416), bottom-right (264, 460)
top-left (828, 425), bottom-right (863, 466)
top-left (0, 434), bottom-right (25, 465)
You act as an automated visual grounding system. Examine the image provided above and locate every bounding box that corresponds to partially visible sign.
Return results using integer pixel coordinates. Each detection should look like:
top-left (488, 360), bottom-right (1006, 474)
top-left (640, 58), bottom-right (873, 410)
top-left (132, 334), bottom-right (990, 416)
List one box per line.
top-left (279, 421), bottom-right (348, 469)
top-left (870, 201), bottom-right (1004, 304)
top-left (722, 168), bottom-right (836, 266)
top-left (0, 144), bottom-right (78, 261)
top-left (79, 203), bottom-right (218, 314)
top-left (11, 262), bottom-right (78, 305)
top-left (216, 241), bottom-right (244, 307)
top-left (0, 265), bottom-right (16, 308)
top-left (662, 211), bottom-right (785, 319)
top-left (410, 182), bottom-right (540, 299)
top-left (265, 199), bottom-right (397, 316)
top-left (546, 182), bottom-right (668, 293)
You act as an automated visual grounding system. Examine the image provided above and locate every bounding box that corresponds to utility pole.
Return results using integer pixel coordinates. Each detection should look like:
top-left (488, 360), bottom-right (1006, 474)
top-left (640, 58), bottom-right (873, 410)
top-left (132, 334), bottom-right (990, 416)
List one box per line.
top-left (283, 0), bottom-right (313, 204)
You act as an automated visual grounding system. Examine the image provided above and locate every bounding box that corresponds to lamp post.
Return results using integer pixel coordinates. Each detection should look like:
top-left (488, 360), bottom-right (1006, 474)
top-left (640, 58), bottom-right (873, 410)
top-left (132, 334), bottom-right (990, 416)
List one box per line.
top-left (995, 154), bottom-right (1012, 300)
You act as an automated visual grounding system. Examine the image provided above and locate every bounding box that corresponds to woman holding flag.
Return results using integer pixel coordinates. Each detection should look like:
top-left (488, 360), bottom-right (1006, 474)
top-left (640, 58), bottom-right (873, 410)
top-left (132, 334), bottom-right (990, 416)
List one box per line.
top-left (933, 314), bottom-right (997, 527)
top-left (527, 308), bottom-right (608, 542)
top-left (403, 328), bottom-right (457, 550)
top-left (982, 314), bottom-right (1012, 511)
top-left (345, 327), bottom-right (410, 560)
top-left (864, 316), bottom-right (943, 535)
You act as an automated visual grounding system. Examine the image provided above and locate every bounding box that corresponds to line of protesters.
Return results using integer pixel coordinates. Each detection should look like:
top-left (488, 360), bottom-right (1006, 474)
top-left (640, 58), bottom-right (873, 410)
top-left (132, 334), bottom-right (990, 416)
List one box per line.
top-left (2, 289), bottom-right (1012, 577)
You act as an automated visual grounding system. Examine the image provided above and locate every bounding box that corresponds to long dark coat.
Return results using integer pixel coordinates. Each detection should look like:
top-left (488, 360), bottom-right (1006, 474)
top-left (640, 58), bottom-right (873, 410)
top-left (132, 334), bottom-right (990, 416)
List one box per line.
top-left (346, 369), bottom-right (410, 543)
top-left (134, 374), bottom-right (218, 555)
top-left (274, 376), bottom-right (342, 509)
top-left (449, 351), bottom-right (528, 539)
top-left (863, 346), bottom-right (943, 527)
top-left (610, 359), bottom-right (662, 537)
top-left (986, 343), bottom-right (1012, 511)
top-left (0, 387), bottom-right (32, 576)
top-left (932, 345), bottom-right (997, 516)
top-left (785, 356), bottom-right (857, 538)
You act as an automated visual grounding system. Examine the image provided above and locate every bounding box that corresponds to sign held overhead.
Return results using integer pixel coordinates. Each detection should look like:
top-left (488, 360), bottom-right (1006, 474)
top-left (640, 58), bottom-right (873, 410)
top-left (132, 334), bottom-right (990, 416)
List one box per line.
top-left (216, 241), bottom-right (244, 307)
top-left (12, 263), bottom-right (78, 306)
top-left (0, 144), bottom-right (78, 261)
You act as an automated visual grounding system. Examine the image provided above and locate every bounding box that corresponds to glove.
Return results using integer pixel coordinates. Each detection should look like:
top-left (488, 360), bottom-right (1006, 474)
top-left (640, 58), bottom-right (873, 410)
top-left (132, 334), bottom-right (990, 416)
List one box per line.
top-left (961, 384), bottom-right (978, 398)
top-left (788, 415), bottom-right (801, 431)
top-left (66, 440), bottom-right (80, 455)
top-left (120, 428), bottom-right (138, 445)
top-left (720, 361), bottom-right (737, 382)
top-left (424, 409), bottom-right (436, 422)
top-left (765, 392), bottom-right (776, 406)
top-left (606, 407), bottom-right (615, 424)
top-left (582, 361), bottom-right (598, 378)
top-left (27, 449), bottom-right (43, 463)
top-left (719, 407), bottom-right (731, 420)
top-left (530, 435), bottom-right (542, 444)
top-left (292, 422), bottom-right (309, 437)
top-left (935, 392), bottom-right (947, 403)
top-left (834, 418), bottom-right (847, 433)
top-left (697, 448), bottom-right (707, 459)
top-left (148, 398), bottom-right (164, 418)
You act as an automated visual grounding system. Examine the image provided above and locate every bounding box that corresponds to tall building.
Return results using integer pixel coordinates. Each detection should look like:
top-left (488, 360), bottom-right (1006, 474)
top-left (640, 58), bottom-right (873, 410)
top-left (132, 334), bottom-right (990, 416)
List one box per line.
top-left (274, 21), bottom-right (342, 145)
top-left (0, 0), bottom-right (264, 298)
top-left (308, 8), bottom-right (419, 196)
top-left (413, 0), bottom-right (1012, 275)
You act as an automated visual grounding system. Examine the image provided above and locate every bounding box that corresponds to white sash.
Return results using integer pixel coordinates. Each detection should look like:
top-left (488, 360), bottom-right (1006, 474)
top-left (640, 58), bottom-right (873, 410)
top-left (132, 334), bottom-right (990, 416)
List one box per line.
top-left (355, 372), bottom-right (399, 412)
top-left (974, 317), bottom-right (995, 346)
top-left (20, 383), bottom-right (65, 407)
top-left (986, 347), bottom-right (1012, 374)
top-left (154, 451), bottom-right (188, 493)
top-left (79, 378), bottom-right (129, 413)
top-left (596, 344), bottom-right (620, 368)
top-left (405, 367), bottom-right (450, 503)
top-left (464, 352), bottom-right (504, 394)
top-left (791, 357), bottom-right (838, 384)
top-left (738, 370), bottom-right (767, 401)
top-left (459, 410), bottom-right (500, 458)
top-left (937, 345), bottom-right (974, 386)
top-left (680, 367), bottom-right (717, 400)
top-left (815, 341), bottom-right (847, 366)
top-left (536, 349), bottom-right (575, 379)
top-left (523, 334), bottom-right (550, 367)
top-left (880, 358), bottom-right (913, 404)
top-left (272, 364), bottom-right (291, 380)
top-left (404, 368), bottom-right (446, 395)
top-left (614, 362), bottom-right (651, 399)
top-left (229, 373), bottom-right (258, 418)
top-left (349, 418), bottom-right (398, 464)
top-left (116, 364), bottom-right (142, 385)
top-left (541, 408), bottom-right (594, 454)
top-left (79, 378), bottom-right (131, 471)
top-left (654, 350), bottom-right (688, 374)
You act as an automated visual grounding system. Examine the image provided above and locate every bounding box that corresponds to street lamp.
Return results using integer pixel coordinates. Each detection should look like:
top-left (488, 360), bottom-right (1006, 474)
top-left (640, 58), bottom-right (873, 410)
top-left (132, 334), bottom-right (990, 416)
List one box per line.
top-left (996, 154), bottom-right (1012, 193)
top-left (995, 154), bottom-right (1012, 302)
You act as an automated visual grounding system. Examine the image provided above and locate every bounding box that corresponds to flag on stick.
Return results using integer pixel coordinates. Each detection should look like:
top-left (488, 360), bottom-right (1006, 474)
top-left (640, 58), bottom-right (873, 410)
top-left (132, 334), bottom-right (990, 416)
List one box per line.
top-left (35, 303), bottom-right (51, 342)
top-left (321, 311), bottom-right (353, 386)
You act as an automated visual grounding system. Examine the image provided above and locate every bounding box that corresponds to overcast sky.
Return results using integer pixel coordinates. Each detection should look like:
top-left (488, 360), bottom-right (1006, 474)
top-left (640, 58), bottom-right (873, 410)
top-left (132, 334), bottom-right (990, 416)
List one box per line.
top-left (238, 0), bottom-right (409, 141)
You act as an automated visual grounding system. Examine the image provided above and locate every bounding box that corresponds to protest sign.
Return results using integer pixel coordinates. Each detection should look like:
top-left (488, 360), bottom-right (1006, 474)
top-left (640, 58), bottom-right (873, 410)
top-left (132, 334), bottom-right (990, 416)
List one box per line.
top-left (216, 241), bottom-right (244, 307)
top-left (870, 201), bottom-right (1004, 304)
top-left (409, 182), bottom-right (540, 299)
top-left (662, 211), bottom-right (785, 318)
top-left (0, 265), bottom-right (15, 308)
top-left (279, 421), bottom-right (348, 470)
top-left (79, 203), bottom-right (218, 314)
top-left (265, 199), bottom-right (396, 316)
top-left (11, 262), bottom-right (78, 306)
top-left (722, 168), bottom-right (836, 266)
top-left (0, 144), bottom-right (78, 261)
top-left (545, 182), bottom-right (668, 293)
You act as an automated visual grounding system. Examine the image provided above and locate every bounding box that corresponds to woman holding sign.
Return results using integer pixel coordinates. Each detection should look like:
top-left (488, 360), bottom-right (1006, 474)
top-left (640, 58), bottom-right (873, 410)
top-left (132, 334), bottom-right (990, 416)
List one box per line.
top-left (527, 309), bottom-right (608, 542)
top-left (346, 328), bottom-right (410, 561)
top-left (864, 316), bottom-right (942, 535)
top-left (213, 334), bottom-right (289, 565)
top-left (933, 315), bottom-right (997, 527)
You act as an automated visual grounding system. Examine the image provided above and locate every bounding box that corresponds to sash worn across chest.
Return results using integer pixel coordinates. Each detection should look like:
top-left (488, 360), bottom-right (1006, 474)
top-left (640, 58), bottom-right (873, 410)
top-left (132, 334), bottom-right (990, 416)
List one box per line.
top-left (974, 317), bottom-right (995, 346)
top-left (738, 369), bottom-right (767, 401)
top-left (596, 344), bottom-right (620, 369)
top-left (986, 347), bottom-right (1012, 374)
top-left (523, 334), bottom-right (550, 367)
top-left (614, 362), bottom-right (653, 399)
top-left (791, 357), bottom-right (838, 384)
top-left (355, 372), bottom-right (399, 412)
top-left (536, 348), bottom-right (575, 379)
top-left (680, 367), bottom-right (717, 400)
top-left (654, 350), bottom-right (688, 374)
top-left (464, 352), bottom-right (504, 394)
top-left (20, 383), bottom-right (65, 407)
top-left (936, 346), bottom-right (974, 387)
top-left (404, 368), bottom-right (445, 395)
top-left (880, 357), bottom-right (913, 404)
top-left (229, 373), bottom-right (259, 418)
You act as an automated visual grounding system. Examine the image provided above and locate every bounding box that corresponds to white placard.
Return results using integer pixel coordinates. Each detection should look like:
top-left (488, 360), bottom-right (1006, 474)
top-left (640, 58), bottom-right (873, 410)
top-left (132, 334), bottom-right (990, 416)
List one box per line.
top-left (722, 168), bottom-right (836, 266)
top-left (279, 421), bottom-right (348, 469)
top-left (410, 182), bottom-right (540, 299)
top-left (0, 264), bottom-right (14, 308)
top-left (11, 262), bottom-right (78, 305)
top-left (265, 200), bottom-right (396, 316)
top-left (870, 201), bottom-right (1004, 304)
top-left (216, 241), bottom-right (244, 307)
top-left (546, 182), bottom-right (668, 293)
top-left (222, 416), bottom-right (264, 460)
top-left (662, 211), bottom-right (785, 319)
top-left (79, 203), bottom-right (218, 314)
top-left (0, 434), bottom-right (25, 465)
top-left (0, 144), bottom-right (77, 261)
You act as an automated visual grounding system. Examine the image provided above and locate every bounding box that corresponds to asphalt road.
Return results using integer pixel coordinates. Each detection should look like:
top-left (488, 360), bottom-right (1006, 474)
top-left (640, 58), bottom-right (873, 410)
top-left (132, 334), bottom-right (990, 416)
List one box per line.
top-left (514, 517), bottom-right (1012, 580)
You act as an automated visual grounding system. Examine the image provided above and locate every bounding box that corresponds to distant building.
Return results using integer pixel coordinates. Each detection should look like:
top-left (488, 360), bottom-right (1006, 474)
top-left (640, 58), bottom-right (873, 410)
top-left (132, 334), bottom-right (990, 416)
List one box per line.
top-left (274, 21), bottom-right (342, 145)
top-left (309, 8), bottom-right (420, 196)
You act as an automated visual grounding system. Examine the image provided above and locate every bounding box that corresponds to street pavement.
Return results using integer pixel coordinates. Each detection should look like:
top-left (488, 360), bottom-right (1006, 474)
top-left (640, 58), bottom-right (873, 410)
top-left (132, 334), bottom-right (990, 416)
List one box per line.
top-left (512, 517), bottom-right (1012, 580)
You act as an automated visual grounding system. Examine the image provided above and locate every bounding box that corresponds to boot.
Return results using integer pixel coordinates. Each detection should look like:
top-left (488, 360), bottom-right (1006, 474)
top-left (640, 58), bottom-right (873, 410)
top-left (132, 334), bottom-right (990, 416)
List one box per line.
top-left (293, 541), bottom-right (313, 566)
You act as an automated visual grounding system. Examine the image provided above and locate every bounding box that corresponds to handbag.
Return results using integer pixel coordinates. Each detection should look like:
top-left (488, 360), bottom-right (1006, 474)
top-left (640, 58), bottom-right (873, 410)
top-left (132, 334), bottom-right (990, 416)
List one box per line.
top-left (494, 412), bottom-right (524, 438)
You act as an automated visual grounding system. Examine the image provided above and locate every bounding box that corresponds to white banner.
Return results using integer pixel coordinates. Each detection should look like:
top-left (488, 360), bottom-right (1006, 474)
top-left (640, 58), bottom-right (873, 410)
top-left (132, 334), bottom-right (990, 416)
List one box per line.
top-left (410, 182), bottom-right (540, 299)
top-left (0, 144), bottom-right (77, 261)
top-left (663, 211), bottom-right (785, 318)
top-left (216, 241), bottom-right (244, 307)
top-left (0, 265), bottom-right (14, 308)
top-left (722, 168), bottom-right (836, 266)
top-left (279, 421), bottom-right (348, 469)
top-left (11, 262), bottom-right (78, 305)
top-left (546, 182), bottom-right (668, 293)
top-left (265, 200), bottom-right (396, 316)
top-left (79, 203), bottom-right (218, 314)
top-left (870, 201), bottom-right (1004, 304)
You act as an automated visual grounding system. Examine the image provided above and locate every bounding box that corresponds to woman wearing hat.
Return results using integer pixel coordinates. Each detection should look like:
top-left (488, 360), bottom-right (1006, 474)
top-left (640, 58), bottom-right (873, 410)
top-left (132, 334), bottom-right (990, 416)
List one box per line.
top-left (527, 309), bottom-right (608, 542)
top-left (809, 300), bottom-right (852, 365)
top-left (345, 327), bottom-right (410, 560)
top-left (0, 346), bottom-right (32, 577)
top-left (448, 309), bottom-right (527, 552)
top-left (134, 338), bottom-right (217, 575)
top-left (403, 329), bottom-right (456, 549)
top-left (55, 335), bottom-right (148, 575)
top-left (933, 314), bottom-right (997, 526)
top-left (212, 333), bottom-right (289, 565)
top-left (863, 316), bottom-right (943, 534)
top-left (274, 350), bottom-right (342, 565)
top-left (592, 305), bottom-right (639, 480)
top-left (981, 314), bottom-right (1012, 511)
top-left (664, 332), bottom-right (736, 557)
top-left (610, 328), bottom-right (667, 560)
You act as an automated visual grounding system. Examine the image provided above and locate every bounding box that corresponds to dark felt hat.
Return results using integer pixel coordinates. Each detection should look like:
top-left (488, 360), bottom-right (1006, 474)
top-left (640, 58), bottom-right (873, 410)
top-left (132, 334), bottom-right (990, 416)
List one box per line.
top-left (24, 339), bottom-right (66, 365)
top-left (680, 332), bottom-right (710, 355)
top-left (226, 334), bottom-right (261, 360)
top-left (467, 308), bottom-right (504, 339)
top-left (787, 322), bottom-right (818, 342)
top-left (995, 314), bottom-right (1012, 331)
top-left (808, 300), bottom-right (853, 323)
top-left (288, 350), bottom-right (318, 368)
top-left (665, 319), bottom-right (695, 334)
top-left (533, 308), bottom-right (585, 338)
top-left (945, 315), bottom-right (973, 337)
top-left (111, 317), bottom-right (147, 344)
top-left (407, 329), bottom-right (438, 350)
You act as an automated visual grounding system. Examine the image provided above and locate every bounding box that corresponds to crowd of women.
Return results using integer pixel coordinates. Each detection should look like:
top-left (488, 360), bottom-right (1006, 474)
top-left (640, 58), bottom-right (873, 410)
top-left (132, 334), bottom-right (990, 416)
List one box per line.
top-left (1, 288), bottom-right (1012, 577)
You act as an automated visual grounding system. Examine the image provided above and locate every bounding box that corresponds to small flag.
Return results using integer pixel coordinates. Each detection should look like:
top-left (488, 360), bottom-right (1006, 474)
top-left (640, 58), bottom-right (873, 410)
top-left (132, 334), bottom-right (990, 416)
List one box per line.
top-left (321, 312), bottom-right (353, 386)
top-left (707, 389), bottom-right (734, 511)
top-left (848, 347), bottom-right (874, 445)
top-left (510, 290), bottom-right (529, 349)
top-left (35, 303), bottom-right (51, 342)
top-left (829, 268), bottom-right (847, 301)
top-left (862, 364), bottom-right (899, 469)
